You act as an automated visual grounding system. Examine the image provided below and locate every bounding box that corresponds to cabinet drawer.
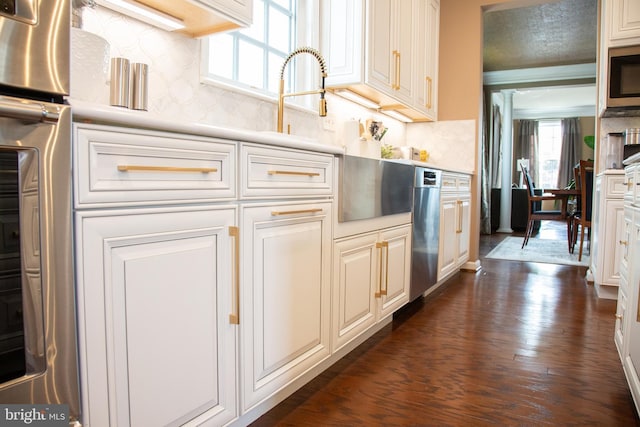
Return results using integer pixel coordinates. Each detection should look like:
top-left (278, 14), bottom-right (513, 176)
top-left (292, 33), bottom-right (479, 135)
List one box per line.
top-left (75, 124), bottom-right (236, 207)
top-left (441, 172), bottom-right (471, 193)
top-left (606, 174), bottom-right (626, 198)
top-left (441, 175), bottom-right (457, 191)
top-left (240, 143), bottom-right (334, 198)
top-left (615, 285), bottom-right (627, 362)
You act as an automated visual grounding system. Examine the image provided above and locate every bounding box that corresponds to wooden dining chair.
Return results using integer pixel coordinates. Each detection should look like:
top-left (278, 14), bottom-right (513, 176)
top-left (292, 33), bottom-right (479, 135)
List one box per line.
top-left (570, 160), bottom-right (594, 261)
top-left (567, 164), bottom-right (582, 251)
top-left (521, 165), bottom-right (568, 248)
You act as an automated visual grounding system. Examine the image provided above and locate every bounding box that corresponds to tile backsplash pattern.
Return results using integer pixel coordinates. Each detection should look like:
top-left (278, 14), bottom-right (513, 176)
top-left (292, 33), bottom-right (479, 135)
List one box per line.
top-left (79, 6), bottom-right (321, 139)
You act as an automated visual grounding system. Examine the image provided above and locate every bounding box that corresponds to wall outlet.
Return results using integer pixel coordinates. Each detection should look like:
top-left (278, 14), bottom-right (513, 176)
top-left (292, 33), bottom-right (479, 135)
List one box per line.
top-left (323, 115), bottom-right (336, 132)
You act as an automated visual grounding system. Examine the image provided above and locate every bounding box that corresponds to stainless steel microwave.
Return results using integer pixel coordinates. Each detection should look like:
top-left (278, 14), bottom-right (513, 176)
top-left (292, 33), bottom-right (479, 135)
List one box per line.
top-left (608, 45), bottom-right (640, 109)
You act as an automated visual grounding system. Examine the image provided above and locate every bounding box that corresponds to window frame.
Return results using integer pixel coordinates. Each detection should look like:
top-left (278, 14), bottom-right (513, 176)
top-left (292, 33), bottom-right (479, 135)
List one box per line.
top-left (537, 119), bottom-right (563, 190)
top-left (199, 0), bottom-right (320, 111)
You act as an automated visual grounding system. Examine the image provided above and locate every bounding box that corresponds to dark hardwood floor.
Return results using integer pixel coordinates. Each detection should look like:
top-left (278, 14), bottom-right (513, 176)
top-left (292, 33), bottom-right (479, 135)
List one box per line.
top-left (251, 223), bottom-right (640, 426)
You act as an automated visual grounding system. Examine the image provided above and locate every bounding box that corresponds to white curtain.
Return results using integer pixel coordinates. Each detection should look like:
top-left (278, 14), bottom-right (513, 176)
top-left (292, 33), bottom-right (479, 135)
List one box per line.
top-left (557, 118), bottom-right (580, 188)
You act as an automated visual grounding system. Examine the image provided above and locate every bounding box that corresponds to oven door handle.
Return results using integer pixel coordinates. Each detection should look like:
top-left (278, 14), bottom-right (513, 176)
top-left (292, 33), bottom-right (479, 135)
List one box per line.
top-left (0, 96), bottom-right (60, 123)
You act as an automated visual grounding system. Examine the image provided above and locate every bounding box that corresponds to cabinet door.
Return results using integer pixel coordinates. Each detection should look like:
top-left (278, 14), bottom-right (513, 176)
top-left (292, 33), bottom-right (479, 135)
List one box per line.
top-left (457, 196), bottom-right (471, 263)
top-left (76, 207), bottom-right (237, 427)
top-left (602, 199), bottom-right (625, 284)
top-left (322, 0), bottom-right (364, 87)
top-left (394, 0), bottom-right (414, 103)
top-left (617, 280), bottom-right (629, 362)
top-left (413, 0), bottom-right (439, 119)
top-left (332, 233), bottom-right (379, 352)
top-left (609, 0), bottom-right (640, 45)
top-left (378, 225), bottom-right (411, 319)
top-left (623, 209), bottom-right (640, 411)
top-left (368, 0), bottom-right (412, 102)
top-left (438, 197), bottom-right (458, 280)
top-left (240, 201), bottom-right (332, 411)
top-left (368, 0), bottom-right (394, 92)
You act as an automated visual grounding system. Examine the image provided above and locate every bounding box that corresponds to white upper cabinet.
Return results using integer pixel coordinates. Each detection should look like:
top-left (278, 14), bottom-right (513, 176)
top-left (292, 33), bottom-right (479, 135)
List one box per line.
top-left (321, 0), bottom-right (440, 122)
top-left (367, 0), bottom-right (413, 104)
top-left (414, 0), bottom-right (439, 118)
top-left (134, 0), bottom-right (253, 37)
top-left (607, 0), bottom-right (640, 46)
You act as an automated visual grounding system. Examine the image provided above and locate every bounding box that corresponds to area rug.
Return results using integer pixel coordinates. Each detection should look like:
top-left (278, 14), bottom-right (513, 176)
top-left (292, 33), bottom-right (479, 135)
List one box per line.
top-left (485, 236), bottom-right (590, 267)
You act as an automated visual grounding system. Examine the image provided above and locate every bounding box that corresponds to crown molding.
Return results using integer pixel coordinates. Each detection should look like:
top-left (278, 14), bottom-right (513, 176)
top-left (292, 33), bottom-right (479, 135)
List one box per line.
top-left (483, 63), bottom-right (597, 86)
top-left (513, 104), bottom-right (596, 120)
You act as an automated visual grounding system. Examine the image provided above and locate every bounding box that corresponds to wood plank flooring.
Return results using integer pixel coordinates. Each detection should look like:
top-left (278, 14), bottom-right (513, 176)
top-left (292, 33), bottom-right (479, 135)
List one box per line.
top-left (251, 225), bottom-right (640, 426)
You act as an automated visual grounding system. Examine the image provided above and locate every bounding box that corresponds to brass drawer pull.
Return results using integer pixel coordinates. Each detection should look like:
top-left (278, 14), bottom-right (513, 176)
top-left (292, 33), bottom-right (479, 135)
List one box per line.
top-left (118, 165), bottom-right (217, 173)
top-left (267, 170), bottom-right (320, 177)
top-left (620, 240), bottom-right (628, 246)
top-left (271, 208), bottom-right (323, 216)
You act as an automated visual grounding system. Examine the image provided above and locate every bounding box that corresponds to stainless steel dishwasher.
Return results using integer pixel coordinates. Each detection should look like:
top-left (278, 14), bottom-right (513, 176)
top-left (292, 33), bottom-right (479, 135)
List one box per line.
top-left (410, 167), bottom-right (441, 301)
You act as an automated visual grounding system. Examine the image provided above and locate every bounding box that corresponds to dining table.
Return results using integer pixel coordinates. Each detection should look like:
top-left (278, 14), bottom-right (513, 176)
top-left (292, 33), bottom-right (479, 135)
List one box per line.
top-left (545, 188), bottom-right (581, 252)
top-left (545, 188), bottom-right (581, 216)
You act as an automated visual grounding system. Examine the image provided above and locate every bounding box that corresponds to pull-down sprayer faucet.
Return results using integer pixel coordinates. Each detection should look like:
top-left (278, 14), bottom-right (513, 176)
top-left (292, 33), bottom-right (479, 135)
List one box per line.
top-left (277, 47), bottom-right (328, 133)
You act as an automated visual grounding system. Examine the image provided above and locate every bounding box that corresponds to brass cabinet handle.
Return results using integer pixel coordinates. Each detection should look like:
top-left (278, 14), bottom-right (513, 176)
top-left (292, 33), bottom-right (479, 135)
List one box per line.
top-left (375, 242), bottom-right (385, 298)
top-left (620, 240), bottom-right (628, 246)
top-left (456, 200), bottom-right (463, 233)
top-left (229, 226), bottom-right (240, 325)
top-left (271, 208), bottom-right (323, 216)
top-left (391, 50), bottom-right (401, 90)
top-left (267, 170), bottom-right (320, 177)
top-left (117, 165), bottom-right (218, 173)
top-left (425, 76), bottom-right (433, 109)
top-left (382, 241), bottom-right (389, 296)
top-left (375, 241), bottom-right (389, 296)
top-left (637, 284), bottom-right (640, 323)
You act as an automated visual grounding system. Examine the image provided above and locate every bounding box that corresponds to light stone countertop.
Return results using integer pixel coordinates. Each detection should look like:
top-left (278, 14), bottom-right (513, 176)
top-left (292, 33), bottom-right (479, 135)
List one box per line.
top-left (69, 99), bottom-right (345, 155)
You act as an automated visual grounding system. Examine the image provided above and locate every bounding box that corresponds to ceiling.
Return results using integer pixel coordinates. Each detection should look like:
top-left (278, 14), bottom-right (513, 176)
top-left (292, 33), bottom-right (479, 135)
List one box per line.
top-left (483, 0), bottom-right (598, 116)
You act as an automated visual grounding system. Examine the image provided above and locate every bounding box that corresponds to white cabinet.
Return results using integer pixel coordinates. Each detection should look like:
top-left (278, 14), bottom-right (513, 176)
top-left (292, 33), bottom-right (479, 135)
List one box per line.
top-left (239, 200), bottom-right (332, 412)
top-left (321, 0), bottom-right (439, 121)
top-left (607, 0), bottom-right (640, 46)
top-left (598, 0), bottom-right (640, 114)
top-left (590, 171), bottom-right (626, 299)
top-left (367, 0), bottom-right (413, 104)
top-left (332, 224), bottom-right (411, 352)
top-left (413, 0), bottom-right (439, 118)
top-left (74, 123), bottom-right (239, 427)
top-left (76, 207), bottom-right (238, 427)
top-left (238, 142), bottom-right (334, 413)
top-left (618, 161), bottom-right (640, 414)
top-left (136, 0), bottom-right (253, 37)
top-left (438, 172), bottom-right (471, 281)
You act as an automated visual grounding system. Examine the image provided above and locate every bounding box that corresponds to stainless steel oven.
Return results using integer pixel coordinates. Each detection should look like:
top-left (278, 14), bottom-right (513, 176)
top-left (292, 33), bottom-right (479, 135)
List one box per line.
top-left (0, 0), bottom-right (79, 424)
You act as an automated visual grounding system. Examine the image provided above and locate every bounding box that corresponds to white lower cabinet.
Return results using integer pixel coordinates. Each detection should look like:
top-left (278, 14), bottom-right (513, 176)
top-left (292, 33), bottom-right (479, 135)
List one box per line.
top-left (332, 224), bottom-right (411, 352)
top-left (617, 161), bottom-right (640, 415)
top-left (239, 200), bottom-right (332, 412)
top-left (76, 206), bottom-right (238, 427)
top-left (590, 171), bottom-right (626, 299)
top-left (621, 204), bottom-right (640, 414)
top-left (438, 172), bottom-right (471, 281)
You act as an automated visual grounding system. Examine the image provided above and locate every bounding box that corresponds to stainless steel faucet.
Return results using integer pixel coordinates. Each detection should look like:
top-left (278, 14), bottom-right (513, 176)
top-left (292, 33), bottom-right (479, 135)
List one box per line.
top-left (277, 47), bottom-right (328, 133)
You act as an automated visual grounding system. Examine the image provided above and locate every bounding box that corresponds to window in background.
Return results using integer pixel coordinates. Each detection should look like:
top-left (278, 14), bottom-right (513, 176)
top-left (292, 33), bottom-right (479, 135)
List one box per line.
top-left (206, 0), bottom-right (295, 94)
top-left (537, 120), bottom-right (562, 189)
top-left (202, 0), bottom-right (320, 110)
